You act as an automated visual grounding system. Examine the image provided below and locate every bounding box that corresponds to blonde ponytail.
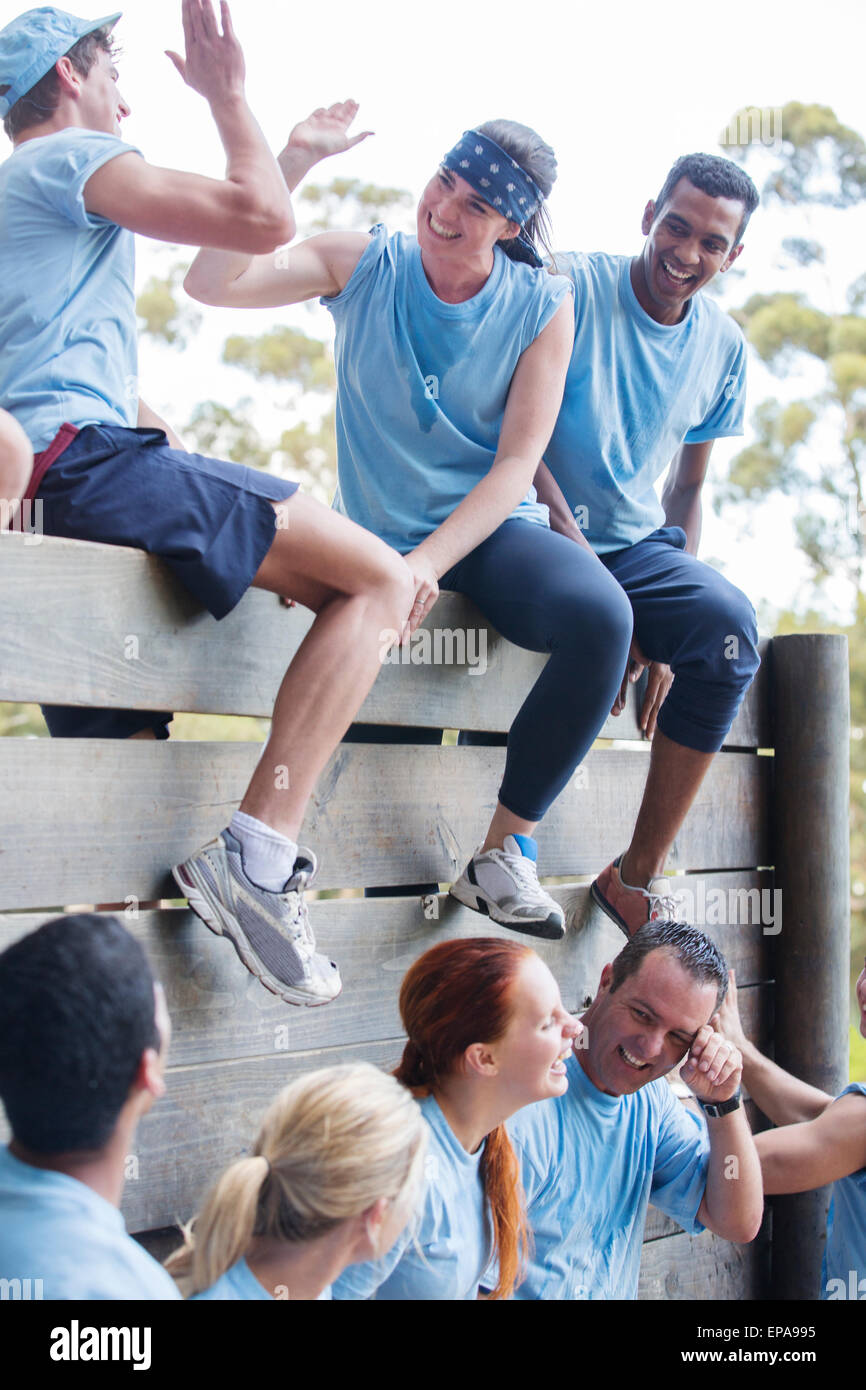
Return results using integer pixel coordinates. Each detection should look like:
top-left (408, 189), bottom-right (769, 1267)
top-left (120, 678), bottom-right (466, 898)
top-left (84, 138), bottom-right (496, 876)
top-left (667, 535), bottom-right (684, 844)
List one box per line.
top-left (166, 1063), bottom-right (427, 1296)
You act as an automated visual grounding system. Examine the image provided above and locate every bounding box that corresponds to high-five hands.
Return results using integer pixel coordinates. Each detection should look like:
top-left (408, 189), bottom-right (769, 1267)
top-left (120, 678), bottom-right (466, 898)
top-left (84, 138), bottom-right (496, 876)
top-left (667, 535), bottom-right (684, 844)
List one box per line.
top-left (286, 101), bottom-right (373, 160)
top-left (680, 1014), bottom-right (743, 1105)
top-left (166, 0), bottom-right (246, 101)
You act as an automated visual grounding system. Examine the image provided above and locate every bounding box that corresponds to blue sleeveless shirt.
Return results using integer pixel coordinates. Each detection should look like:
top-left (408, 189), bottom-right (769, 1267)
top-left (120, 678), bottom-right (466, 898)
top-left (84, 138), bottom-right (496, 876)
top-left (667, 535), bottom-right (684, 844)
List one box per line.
top-left (322, 226), bottom-right (572, 553)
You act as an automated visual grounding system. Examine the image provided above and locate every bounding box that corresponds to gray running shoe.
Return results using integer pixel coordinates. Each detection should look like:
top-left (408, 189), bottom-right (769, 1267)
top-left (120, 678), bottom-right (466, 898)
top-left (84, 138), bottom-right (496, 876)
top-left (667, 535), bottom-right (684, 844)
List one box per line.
top-left (172, 830), bottom-right (341, 1007)
top-left (449, 833), bottom-right (565, 940)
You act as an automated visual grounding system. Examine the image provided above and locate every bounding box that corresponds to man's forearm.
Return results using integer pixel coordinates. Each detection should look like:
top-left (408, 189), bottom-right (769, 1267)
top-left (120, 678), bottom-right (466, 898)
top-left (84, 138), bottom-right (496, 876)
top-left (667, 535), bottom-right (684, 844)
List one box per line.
top-left (663, 482), bottom-right (702, 554)
top-left (738, 1039), bottom-right (833, 1127)
top-left (532, 461), bottom-right (595, 551)
top-left (209, 94), bottom-right (294, 236)
top-left (700, 1107), bottom-right (764, 1242)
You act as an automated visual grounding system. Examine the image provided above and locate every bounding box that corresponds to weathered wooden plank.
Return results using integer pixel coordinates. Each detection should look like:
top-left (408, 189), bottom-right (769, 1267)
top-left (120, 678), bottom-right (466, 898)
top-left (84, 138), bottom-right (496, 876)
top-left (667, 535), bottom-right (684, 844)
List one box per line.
top-left (0, 532), bottom-right (770, 744)
top-left (0, 741), bottom-right (770, 910)
top-left (638, 1225), bottom-right (769, 1300)
top-left (0, 883), bottom-right (771, 1068)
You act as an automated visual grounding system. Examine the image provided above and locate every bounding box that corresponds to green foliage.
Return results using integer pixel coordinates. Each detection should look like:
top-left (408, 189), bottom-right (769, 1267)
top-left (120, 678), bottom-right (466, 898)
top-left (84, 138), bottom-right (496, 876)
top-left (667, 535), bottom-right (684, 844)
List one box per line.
top-left (298, 177), bottom-right (413, 233)
top-left (185, 401), bottom-right (271, 470)
top-left (725, 102), bottom-right (866, 207)
top-left (222, 326), bottom-right (335, 391)
top-left (719, 102), bottom-right (866, 1000)
top-left (0, 702), bottom-right (46, 737)
top-left (136, 263), bottom-right (201, 347)
top-left (780, 237), bottom-right (825, 268)
top-left (744, 294), bottom-right (831, 366)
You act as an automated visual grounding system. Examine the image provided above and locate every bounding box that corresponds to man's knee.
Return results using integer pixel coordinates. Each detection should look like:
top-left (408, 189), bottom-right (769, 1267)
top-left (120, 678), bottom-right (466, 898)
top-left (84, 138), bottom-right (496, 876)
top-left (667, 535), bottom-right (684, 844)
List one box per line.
top-left (697, 580), bottom-right (760, 682)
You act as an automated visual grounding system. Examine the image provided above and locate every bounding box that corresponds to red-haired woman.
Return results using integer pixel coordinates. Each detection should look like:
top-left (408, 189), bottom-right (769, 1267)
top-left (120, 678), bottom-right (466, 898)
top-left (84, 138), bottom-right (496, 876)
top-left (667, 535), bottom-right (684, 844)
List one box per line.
top-left (331, 937), bottom-right (580, 1300)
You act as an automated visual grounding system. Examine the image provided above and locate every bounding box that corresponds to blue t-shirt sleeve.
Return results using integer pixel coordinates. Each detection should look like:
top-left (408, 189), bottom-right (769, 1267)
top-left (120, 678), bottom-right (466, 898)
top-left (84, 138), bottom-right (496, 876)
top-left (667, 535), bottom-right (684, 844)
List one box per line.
top-left (527, 271), bottom-right (573, 345)
top-left (684, 329), bottom-right (748, 443)
top-left (321, 223), bottom-right (390, 317)
top-left (649, 1085), bottom-right (710, 1234)
top-left (28, 130), bottom-right (143, 230)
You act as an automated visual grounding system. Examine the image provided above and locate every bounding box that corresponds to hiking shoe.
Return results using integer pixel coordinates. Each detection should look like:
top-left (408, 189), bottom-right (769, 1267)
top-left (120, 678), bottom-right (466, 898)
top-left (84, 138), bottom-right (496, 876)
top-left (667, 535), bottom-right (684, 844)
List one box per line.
top-left (590, 854), bottom-right (685, 940)
top-left (449, 834), bottom-right (565, 940)
top-left (172, 831), bottom-right (341, 1007)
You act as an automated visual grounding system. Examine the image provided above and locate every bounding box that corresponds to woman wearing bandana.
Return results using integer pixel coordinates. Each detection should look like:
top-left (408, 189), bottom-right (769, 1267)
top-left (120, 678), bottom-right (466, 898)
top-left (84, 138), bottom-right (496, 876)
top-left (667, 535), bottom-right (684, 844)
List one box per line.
top-left (187, 102), bottom-right (632, 940)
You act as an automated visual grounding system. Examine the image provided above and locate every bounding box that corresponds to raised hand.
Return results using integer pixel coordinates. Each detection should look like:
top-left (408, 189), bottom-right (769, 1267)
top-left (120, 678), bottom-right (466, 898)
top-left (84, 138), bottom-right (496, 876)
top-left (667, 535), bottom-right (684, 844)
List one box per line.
top-left (716, 968), bottom-right (748, 1052)
top-left (166, 0), bottom-right (246, 103)
top-left (680, 1016), bottom-right (743, 1104)
top-left (286, 100), bottom-right (373, 161)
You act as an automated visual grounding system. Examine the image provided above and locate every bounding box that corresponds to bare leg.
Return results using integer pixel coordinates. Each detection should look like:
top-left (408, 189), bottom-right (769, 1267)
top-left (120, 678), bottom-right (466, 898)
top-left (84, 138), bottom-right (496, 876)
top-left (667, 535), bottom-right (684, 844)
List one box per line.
top-left (620, 730), bottom-right (714, 887)
top-left (240, 494), bottom-right (413, 841)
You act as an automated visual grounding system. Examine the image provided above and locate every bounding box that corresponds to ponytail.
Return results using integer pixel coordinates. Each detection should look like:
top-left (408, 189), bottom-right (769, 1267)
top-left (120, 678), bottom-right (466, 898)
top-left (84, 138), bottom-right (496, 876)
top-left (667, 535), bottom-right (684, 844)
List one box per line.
top-left (165, 1063), bottom-right (427, 1297)
top-left (394, 1038), bottom-right (431, 1095)
top-left (480, 1124), bottom-right (529, 1300)
top-left (166, 1154), bottom-right (268, 1297)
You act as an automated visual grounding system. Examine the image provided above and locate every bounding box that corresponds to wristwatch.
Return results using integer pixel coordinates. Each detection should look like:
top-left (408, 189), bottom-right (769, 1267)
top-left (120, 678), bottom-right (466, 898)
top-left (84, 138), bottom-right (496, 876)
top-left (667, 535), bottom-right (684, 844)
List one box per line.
top-left (696, 1089), bottom-right (742, 1118)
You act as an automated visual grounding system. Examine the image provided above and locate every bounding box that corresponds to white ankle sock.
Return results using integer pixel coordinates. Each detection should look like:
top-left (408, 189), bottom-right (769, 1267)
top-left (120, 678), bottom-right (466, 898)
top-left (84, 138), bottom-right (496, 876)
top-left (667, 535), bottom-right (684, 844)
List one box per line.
top-left (230, 811), bottom-right (298, 892)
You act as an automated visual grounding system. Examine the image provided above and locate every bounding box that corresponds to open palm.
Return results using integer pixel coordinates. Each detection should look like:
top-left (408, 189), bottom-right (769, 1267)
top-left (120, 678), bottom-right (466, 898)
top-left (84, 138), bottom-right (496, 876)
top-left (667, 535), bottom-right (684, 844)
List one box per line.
top-left (287, 101), bottom-right (372, 159)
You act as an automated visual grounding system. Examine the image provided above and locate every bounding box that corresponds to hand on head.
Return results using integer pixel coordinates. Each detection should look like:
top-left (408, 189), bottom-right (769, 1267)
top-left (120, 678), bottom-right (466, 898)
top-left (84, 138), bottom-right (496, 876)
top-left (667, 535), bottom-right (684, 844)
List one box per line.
top-left (680, 1013), bottom-right (742, 1104)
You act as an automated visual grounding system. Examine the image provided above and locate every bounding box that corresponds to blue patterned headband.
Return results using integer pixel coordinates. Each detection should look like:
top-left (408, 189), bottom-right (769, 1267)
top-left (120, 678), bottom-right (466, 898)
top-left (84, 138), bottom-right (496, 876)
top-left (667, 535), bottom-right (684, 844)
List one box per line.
top-left (441, 129), bottom-right (546, 266)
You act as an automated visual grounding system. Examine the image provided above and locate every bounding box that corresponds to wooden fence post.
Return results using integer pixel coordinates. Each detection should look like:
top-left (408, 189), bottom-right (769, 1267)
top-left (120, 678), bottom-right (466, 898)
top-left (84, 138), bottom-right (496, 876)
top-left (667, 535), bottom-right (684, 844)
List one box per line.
top-left (770, 632), bottom-right (850, 1300)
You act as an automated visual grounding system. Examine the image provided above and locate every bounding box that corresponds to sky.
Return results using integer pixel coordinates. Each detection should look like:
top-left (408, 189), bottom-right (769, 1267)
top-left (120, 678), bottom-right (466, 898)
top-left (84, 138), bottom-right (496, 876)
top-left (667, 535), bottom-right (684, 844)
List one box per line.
top-left (3, 0), bottom-right (865, 620)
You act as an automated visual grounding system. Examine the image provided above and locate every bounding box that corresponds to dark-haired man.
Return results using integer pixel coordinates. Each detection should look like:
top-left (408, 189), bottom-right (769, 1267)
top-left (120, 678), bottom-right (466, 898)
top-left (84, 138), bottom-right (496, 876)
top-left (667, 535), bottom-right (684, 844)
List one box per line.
top-left (0, 5), bottom-right (415, 1006)
top-left (504, 922), bottom-right (763, 1299)
top-left (0, 914), bottom-right (180, 1298)
top-left (517, 155), bottom-right (761, 937)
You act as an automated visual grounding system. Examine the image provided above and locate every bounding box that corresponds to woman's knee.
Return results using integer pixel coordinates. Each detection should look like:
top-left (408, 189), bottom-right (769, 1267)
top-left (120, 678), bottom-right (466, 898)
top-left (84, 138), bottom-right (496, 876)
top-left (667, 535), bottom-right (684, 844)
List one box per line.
top-left (551, 572), bottom-right (633, 664)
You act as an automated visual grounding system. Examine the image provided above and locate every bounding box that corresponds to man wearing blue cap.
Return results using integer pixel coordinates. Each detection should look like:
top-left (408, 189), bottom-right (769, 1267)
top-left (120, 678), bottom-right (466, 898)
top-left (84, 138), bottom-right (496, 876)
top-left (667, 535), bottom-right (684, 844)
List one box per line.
top-left (0, 3), bottom-right (415, 1009)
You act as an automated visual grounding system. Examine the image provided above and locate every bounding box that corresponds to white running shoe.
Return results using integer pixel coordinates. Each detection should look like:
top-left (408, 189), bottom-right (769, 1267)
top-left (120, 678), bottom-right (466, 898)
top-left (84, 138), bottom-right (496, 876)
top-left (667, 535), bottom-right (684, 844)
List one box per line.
top-left (172, 830), bottom-right (342, 1007)
top-left (449, 834), bottom-right (565, 940)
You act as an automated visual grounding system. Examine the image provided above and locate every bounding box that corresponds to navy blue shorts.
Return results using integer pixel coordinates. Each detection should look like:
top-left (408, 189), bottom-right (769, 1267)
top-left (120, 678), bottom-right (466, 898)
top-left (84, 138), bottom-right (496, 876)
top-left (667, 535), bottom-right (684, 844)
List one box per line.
top-left (36, 424), bottom-right (298, 739)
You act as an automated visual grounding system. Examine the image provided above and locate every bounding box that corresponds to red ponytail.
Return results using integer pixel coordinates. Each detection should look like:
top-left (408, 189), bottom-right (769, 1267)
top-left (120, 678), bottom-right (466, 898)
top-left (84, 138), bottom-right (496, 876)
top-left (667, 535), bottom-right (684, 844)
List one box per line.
top-left (394, 937), bottom-right (532, 1299)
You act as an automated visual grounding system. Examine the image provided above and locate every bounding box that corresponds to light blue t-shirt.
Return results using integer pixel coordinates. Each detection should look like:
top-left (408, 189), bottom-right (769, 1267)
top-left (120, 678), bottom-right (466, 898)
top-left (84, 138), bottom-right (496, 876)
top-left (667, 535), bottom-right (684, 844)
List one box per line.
top-left (0, 1144), bottom-right (180, 1299)
top-left (322, 226), bottom-right (573, 553)
top-left (822, 1082), bottom-right (866, 1299)
top-left (0, 127), bottom-right (141, 452)
top-left (543, 251), bottom-right (747, 552)
top-left (331, 1093), bottom-right (491, 1300)
top-left (506, 1052), bottom-right (709, 1299)
top-left (190, 1255), bottom-right (332, 1301)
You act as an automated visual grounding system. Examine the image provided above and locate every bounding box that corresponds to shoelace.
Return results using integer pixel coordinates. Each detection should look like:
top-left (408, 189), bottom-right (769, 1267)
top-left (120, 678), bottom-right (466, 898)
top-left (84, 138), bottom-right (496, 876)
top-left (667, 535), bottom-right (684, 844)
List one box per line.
top-left (647, 887), bottom-right (686, 922)
top-left (502, 850), bottom-right (552, 904)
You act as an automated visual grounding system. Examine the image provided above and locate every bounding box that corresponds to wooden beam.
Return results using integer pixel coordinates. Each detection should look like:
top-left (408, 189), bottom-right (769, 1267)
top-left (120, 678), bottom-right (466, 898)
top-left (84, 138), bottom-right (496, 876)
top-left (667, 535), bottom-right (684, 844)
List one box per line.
top-left (0, 879), bottom-right (772, 1069)
top-left (0, 741), bottom-right (770, 910)
top-left (0, 533), bottom-right (770, 744)
top-left (769, 632), bottom-right (850, 1301)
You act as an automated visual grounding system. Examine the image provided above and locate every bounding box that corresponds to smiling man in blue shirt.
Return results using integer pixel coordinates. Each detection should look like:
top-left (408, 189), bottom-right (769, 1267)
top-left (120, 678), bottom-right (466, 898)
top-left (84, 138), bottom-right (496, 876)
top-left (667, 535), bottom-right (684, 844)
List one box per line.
top-left (530, 155), bottom-right (762, 939)
top-left (504, 921), bottom-right (763, 1299)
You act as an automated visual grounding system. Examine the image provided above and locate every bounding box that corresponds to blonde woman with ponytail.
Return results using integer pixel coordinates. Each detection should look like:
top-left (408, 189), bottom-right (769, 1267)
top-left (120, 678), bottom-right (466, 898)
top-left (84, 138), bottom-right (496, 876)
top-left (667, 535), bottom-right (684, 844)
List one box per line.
top-left (166, 1063), bottom-right (427, 1300)
top-left (332, 938), bottom-right (581, 1301)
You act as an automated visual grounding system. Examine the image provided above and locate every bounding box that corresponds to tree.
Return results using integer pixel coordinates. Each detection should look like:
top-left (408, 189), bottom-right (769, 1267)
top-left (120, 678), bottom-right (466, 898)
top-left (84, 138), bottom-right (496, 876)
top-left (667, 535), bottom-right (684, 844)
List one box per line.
top-left (717, 104), bottom-right (866, 1042)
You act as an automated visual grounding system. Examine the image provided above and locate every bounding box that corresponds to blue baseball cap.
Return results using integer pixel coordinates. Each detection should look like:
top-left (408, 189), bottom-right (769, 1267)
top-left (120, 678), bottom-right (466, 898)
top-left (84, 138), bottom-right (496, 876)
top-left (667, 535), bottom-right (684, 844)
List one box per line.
top-left (0, 8), bottom-right (121, 118)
